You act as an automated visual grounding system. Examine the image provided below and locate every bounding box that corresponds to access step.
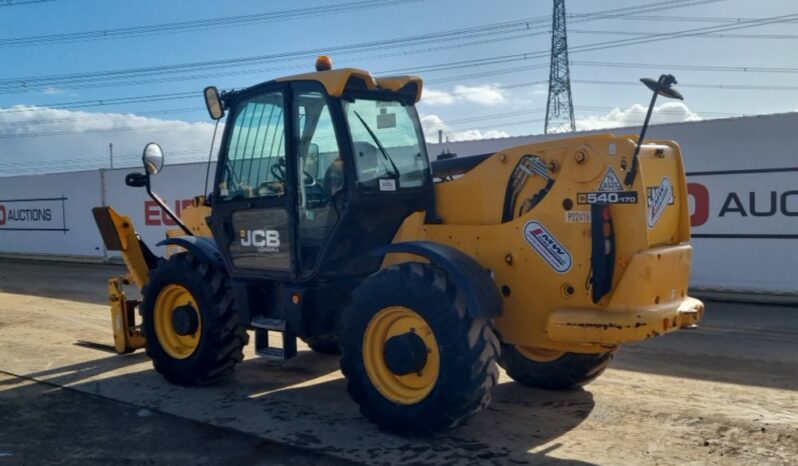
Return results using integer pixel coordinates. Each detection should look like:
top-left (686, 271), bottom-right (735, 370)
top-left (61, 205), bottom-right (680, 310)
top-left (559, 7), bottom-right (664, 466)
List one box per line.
top-left (251, 317), bottom-right (297, 360)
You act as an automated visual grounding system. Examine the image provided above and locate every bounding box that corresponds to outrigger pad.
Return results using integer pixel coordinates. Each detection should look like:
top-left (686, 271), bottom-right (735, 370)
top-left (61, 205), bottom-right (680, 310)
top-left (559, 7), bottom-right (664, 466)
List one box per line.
top-left (92, 206), bottom-right (124, 251)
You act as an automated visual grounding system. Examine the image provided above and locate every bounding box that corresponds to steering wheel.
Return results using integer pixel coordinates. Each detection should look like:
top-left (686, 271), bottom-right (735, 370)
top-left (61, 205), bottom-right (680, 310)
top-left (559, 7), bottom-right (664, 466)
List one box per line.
top-left (270, 162), bottom-right (286, 182)
top-left (303, 171), bottom-right (316, 187)
top-left (269, 160), bottom-right (316, 187)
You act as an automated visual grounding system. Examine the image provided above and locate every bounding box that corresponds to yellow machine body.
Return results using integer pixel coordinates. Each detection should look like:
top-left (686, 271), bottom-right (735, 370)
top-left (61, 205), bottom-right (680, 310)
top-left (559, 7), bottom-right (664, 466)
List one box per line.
top-left (95, 66), bottom-right (702, 356)
top-left (388, 133), bottom-right (704, 353)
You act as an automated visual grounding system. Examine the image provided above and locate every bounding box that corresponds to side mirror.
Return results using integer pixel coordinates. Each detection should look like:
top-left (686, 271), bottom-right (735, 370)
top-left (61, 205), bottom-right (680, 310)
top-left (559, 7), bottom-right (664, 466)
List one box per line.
top-left (641, 74), bottom-right (683, 100)
top-left (142, 142), bottom-right (164, 175)
top-left (204, 86), bottom-right (225, 120)
top-left (125, 172), bottom-right (147, 188)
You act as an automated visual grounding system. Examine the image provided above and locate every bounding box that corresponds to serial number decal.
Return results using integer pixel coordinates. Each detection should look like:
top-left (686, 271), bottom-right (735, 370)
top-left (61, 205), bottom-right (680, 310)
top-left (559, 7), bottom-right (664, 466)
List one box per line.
top-left (565, 211), bottom-right (592, 223)
top-left (577, 191), bottom-right (638, 205)
top-left (523, 220), bottom-right (573, 273)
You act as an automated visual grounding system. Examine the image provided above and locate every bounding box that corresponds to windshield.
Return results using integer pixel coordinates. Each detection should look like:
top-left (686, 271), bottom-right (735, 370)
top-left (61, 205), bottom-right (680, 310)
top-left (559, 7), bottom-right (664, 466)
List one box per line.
top-left (344, 97), bottom-right (429, 189)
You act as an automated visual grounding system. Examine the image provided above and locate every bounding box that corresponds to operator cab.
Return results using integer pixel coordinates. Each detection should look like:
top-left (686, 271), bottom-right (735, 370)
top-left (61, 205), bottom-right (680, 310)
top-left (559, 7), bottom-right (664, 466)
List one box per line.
top-left (205, 57), bottom-right (434, 282)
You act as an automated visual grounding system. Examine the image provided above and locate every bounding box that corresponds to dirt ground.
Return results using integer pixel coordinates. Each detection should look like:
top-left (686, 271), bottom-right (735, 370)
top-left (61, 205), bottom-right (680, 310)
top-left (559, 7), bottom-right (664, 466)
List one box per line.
top-left (0, 258), bottom-right (796, 465)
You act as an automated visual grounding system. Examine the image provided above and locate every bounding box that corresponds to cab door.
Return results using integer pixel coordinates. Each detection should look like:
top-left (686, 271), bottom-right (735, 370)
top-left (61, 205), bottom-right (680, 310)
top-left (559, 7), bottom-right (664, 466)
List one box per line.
top-left (210, 85), bottom-right (298, 280)
top-left (291, 82), bottom-right (349, 277)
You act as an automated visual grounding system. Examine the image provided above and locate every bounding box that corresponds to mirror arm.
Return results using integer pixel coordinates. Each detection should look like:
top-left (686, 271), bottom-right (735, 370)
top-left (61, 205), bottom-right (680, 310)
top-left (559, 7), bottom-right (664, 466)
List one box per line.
top-left (145, 176), bottom-right (194, 236)
top-left (625, 74), bottom-right (666, 187)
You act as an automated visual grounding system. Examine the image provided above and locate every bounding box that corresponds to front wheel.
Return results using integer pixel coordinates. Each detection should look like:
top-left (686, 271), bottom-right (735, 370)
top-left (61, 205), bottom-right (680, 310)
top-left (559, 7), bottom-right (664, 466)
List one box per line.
top-left (498, 345), bottom-right (615, 390)
top-left (140, 252), bottom-right (249, 386)
top-left (340, 262), bottom-right (499, 435)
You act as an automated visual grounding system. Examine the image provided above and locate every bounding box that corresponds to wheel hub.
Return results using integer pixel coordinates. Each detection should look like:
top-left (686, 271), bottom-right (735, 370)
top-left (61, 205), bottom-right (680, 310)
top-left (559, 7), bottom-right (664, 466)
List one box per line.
top-left (362, 306), bottom-right (440, 405)
top-left (171, 304), bottom-right (199, 336)
top-left (153, 284), bottom-right (202, 359)
top-left (383, 332), bottom-right (428, 375)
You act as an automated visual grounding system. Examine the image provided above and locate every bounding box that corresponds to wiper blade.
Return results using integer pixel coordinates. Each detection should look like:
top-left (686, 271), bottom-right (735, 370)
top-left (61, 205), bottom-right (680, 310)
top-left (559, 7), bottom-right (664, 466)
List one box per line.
top-left (352, 110), bottom-right (400, 179)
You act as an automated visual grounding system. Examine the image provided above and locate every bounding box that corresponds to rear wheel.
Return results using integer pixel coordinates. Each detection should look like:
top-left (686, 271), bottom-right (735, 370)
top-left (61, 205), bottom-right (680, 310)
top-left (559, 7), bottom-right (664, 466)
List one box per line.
top-left (340, 262), bottom-right (499, 435)
top-left (141, 252), bottom-right (249, 386)
top-left (498, 344), bottom-right (614, 390)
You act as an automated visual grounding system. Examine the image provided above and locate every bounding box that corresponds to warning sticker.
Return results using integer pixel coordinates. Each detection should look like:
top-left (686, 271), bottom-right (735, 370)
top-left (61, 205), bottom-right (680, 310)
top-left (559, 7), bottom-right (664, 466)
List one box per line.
top-left (523, 220), bottom-right (572, 273)
top-left (598, 167), bottom-right (624, 192)
top-left (565, 211), bottom-right (591, 223)
top-left (379, 178), bottom-right (397, 191)
top-left (647, 177), bottom-right (674, 228)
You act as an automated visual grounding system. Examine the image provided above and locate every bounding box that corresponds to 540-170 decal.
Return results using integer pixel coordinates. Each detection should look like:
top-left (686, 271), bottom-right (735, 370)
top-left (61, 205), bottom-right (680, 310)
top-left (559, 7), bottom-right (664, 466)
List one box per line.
top-left (577, 191), bottom-right (638, 205)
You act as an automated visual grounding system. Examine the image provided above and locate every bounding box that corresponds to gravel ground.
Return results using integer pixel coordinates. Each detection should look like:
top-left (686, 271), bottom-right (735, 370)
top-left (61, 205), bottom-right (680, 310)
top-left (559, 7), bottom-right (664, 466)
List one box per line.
top-left (0, 258), bottom-right (796, 465)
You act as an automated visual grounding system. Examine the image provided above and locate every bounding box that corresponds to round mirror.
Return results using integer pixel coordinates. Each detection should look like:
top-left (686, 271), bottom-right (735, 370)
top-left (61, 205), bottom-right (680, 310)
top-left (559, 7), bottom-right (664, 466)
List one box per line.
top-left (142, 142), bottom-right (164, 175)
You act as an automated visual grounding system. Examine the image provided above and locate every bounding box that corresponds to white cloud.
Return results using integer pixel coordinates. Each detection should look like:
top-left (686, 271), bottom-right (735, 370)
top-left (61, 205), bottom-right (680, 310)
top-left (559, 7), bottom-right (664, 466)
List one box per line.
top-left (421, 114), bottom-right (510, 143)
top-left (452, 84), bottom-right (507, 106)
top-left (531, 83), bottom-right (548, 96)
top-left (576, 102), bottom-right (701, 131)
top-left (421, 84), bottom-right (507, 107)
top-left (0, 106), bottom-right (216, 176)
top-left (421, 88), bottom-right (456, 106)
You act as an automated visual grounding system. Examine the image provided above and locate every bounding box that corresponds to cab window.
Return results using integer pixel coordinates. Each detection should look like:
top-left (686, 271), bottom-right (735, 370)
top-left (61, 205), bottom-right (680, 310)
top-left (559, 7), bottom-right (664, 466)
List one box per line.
top-left (219, 92), bottom-right (286, 200)
top-left (344, 98), bottom-right (429, 189)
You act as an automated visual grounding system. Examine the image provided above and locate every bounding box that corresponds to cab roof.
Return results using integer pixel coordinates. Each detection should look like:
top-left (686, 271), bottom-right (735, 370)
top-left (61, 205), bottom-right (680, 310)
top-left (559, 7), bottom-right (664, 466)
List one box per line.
top-left (275, 67), bottom-right (423, 103)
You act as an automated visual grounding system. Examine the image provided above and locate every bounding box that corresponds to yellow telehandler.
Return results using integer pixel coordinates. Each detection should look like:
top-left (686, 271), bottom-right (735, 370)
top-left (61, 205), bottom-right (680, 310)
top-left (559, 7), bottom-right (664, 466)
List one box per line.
top-left (92, 56), bottom-right (703, 434)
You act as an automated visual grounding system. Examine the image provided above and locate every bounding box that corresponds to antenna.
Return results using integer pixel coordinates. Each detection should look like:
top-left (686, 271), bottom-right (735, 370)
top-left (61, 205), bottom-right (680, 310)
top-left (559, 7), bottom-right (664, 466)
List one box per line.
top-left (544, 0), bottom-right (575, 134)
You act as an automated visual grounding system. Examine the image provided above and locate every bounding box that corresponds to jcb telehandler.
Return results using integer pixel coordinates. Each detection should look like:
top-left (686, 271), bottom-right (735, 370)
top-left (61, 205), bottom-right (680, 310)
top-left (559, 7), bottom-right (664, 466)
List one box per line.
top-left (92, 56), bottom-right (703, 434)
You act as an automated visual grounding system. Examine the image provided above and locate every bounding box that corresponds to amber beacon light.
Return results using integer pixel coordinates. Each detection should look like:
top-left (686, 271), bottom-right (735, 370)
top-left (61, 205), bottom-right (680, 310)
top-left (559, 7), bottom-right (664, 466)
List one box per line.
top-left (315, 55), bottom-right (333, 71)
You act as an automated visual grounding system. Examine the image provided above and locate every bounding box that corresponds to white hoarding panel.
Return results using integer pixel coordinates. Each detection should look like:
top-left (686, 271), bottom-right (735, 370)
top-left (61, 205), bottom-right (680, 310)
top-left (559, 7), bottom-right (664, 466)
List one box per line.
top-left (102, 162), bottom-right (217, 256)
top-left (0, 170), bottom-right (104, 257)
top-left (687, 168), bottom-right (798, 294)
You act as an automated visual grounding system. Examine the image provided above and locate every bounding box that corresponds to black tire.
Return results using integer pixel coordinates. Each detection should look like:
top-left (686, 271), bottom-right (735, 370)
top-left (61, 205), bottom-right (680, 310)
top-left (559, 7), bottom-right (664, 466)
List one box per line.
top-left (499, 344), bottom-right (614, 390)
top-left (141, 251), bottom-right (249, 386)
top-left (340, 262), bottom-right (499, 435)
top-left (302, 334), bottom-right (341, 355)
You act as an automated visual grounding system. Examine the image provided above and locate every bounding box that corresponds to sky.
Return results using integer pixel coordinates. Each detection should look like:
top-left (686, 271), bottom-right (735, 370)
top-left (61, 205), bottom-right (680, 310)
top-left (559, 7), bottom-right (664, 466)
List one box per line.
top-left (0, 0), bottom-right (796, 176)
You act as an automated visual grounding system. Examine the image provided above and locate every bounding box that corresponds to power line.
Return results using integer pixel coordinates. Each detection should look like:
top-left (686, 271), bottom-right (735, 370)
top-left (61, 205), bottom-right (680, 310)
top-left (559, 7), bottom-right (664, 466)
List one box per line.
top-left (0, 0), bottom-right (426, 47)
top-left (589, 14), bottom-right (798, 24)
top-left (0, 0), bottom-right (54, 6)
top-left (0, 107), bottom-right (204, 127)
top-left (4, 3), bottom-right (793, 132)
top-left (573, 79), bottom-right (798, 91)
top-left (566, 12), bottom-right (798, 55)
top-left (6, 77), bottom-right (772, 140)
top-left (0, 123), bottom-right (207, 139)
top-left (571, 60), bottom-right (798, 74)
top-left (442, 105), bottom-right (743, 129)
top-left (574, 105), bottom-right (743, 117)
top-left (571, 29), bottom-right (798, 40)
top-left (1, 66), bottom-right (793, 132)
top-left (0, 0), bottom-right (724, 94)
top-left (0, 91), bottom-right (198, 113)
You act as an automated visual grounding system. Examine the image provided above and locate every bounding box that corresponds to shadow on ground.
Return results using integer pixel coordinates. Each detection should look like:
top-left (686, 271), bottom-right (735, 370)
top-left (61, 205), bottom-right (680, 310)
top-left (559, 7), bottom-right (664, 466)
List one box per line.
top-left (612, 299), bottom-right (798, 391)
top-left (0, 373), bottom-right (357, 466)
top-left (1, 348), bottom-right (597, 465)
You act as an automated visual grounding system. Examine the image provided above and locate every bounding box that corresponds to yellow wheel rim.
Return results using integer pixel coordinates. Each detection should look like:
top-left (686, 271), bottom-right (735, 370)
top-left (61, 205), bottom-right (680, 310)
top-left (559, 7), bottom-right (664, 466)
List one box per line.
top-left (154, 284), bottom-right (201, 359)
top-left (363, 306), bottom-right (440, 405)
top-left (516, 345), bottom-right (565, 363)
